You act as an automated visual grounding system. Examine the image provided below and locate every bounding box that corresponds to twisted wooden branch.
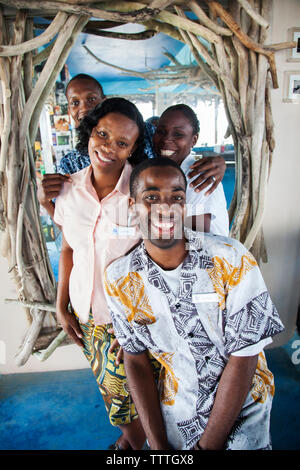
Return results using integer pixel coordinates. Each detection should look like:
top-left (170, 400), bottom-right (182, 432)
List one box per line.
top-left (6, 11), bottom-right (26, 276)
top-left (236, 0), bottom-right (269, 29)
top-left (84, 44), bottom-right (215, 94)
top-left (157, 10), bottom-right (221, 45)
top-left (244, 140), bottom-right (269, 250)
top-left (206, 0), bottom-right (278, 88)
top-left (0, 0), bottom-right (170, 22)
top-left (176, 6), bottom-right (240, 101)
top-left (29, 14), bottom-right (89, 144)
top-left (0, 11), bottom-right (67, 56)
top-left (5, 298), bottom-right (56, 311)
top-left (142, 19), bottom-right (183, 41)
top-left (0, 56), bottom-right (11, 174)
top-left (32, 330), bottom-right (67, 361)
top-left (83, 27), bottom-right (156, 40)
top-left (189, 0), bottom-right (232, 37)
top-left (19, 14), bottom-right (84, 154)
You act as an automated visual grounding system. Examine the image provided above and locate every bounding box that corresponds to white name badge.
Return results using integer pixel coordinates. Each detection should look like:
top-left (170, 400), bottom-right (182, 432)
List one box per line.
top-left (112, 226), bottom-right (136, 237)
top-left (192, 293), bottom-right (219, 303)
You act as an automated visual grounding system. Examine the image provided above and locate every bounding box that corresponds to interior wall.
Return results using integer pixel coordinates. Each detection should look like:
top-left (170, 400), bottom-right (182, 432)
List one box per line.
top-left (0, 0), bottom-right (299, 374)
top-left (260, 0), bottom-right (300, 347)
top-left (0, 247), bottom-right (89, 374)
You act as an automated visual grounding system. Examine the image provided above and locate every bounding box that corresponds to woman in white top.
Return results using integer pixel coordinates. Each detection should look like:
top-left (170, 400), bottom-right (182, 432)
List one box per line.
top-left (153, 104), bottom-right (229, 236)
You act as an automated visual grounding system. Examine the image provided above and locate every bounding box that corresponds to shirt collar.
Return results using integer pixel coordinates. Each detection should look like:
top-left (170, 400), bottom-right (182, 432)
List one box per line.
top-left (131, 228), bottom-right (213, 273)
top-left (82, 161), bottom-right (132, 197)
top-left (114, 161), bottom-right (132, 196)
top-left (184, 229), bottom-right (214, 269)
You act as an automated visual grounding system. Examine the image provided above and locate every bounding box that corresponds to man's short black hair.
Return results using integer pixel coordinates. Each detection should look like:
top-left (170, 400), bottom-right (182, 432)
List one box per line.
top-left (65, 74), bottom-right (105, 98)
top-left (130, 157), bottom-right (187, 199)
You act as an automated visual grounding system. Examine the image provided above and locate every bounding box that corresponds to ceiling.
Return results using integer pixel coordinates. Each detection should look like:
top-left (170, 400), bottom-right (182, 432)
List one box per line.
top-left (34, 12), bottom-right (216, 98)
top-left (66, 22), bottom-right (186, 96)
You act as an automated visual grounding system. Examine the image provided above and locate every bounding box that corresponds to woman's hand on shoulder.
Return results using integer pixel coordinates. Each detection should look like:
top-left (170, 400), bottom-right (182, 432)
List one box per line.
top-left (187, 155), bottom-right (226, 195)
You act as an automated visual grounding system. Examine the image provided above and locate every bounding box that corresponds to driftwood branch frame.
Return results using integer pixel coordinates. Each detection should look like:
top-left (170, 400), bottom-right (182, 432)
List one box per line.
top-left (0, 0), bottom-right (295, 365)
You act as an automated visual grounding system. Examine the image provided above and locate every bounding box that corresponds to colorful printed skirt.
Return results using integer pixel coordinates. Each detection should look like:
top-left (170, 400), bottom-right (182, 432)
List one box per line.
top-left (77, 311), bottom-right (160, 427)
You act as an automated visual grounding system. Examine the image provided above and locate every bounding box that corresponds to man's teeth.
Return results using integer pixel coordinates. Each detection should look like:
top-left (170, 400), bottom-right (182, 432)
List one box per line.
top-left (160, 150), bottom-right (175, 157)
top-left (153, 220), bottom-right (174, 229)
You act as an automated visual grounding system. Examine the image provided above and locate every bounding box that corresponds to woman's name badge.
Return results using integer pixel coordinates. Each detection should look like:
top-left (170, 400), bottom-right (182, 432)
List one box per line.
top-left (192, 293), bottom-right (219, 303)
top-left (112, 226), bottom-right (136, 237)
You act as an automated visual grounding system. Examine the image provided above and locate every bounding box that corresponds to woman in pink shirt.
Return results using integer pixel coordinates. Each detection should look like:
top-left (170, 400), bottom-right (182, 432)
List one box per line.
top-left (54, 98), bottom-right (156, 450)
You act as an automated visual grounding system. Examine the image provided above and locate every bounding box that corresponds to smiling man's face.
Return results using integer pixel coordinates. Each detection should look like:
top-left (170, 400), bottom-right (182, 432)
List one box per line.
top-left (131, 165), bottom-right (187, 250)
top-left (66, 78), bottom-right (105, 128)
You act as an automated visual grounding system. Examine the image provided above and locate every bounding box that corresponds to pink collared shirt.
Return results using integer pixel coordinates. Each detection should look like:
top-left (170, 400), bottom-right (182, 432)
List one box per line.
top-left (54, 161), bottom-right (140, 325)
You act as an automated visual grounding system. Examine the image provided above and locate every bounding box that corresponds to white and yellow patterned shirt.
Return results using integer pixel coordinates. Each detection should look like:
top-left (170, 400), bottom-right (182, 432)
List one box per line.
top-left (104, 231), bottom-right (284, 450)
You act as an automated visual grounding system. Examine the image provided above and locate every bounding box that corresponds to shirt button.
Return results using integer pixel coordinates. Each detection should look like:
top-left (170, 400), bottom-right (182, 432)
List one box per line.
top-left (188, 332), bottom-right (194, 338)
top-left (175, 303), bottom-right (180, 309)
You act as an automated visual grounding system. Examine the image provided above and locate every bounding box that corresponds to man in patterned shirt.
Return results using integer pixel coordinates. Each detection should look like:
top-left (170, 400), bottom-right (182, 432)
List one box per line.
top-left (104, 157), bottom-right (284, 450)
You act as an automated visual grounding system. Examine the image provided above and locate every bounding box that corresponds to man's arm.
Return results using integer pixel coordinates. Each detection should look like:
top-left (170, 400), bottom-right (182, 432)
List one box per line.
top-left (188, 156), bottom-right (226, 195)
top-left (195, 354), bottom-right (258, 450)
top-left (37, 173), bottom-right (71, 219)
top-left (124, 351), bottom-right (169, 450)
